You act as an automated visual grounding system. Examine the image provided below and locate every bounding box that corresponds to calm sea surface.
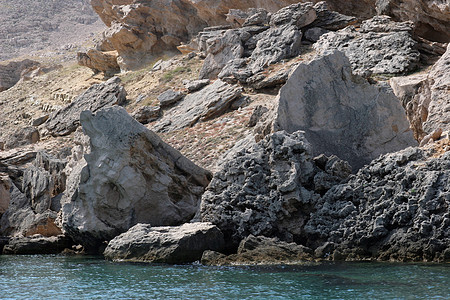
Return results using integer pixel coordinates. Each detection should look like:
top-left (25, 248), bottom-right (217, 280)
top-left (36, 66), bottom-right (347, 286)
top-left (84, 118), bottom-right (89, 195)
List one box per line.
top-left (0, 255), bottom-right (448, 299)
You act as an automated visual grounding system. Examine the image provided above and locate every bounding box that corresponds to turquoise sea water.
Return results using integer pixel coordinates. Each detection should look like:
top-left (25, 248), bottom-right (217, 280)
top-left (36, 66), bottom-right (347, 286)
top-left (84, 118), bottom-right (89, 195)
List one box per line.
top-left (0, 255), bottom-right (448, 299)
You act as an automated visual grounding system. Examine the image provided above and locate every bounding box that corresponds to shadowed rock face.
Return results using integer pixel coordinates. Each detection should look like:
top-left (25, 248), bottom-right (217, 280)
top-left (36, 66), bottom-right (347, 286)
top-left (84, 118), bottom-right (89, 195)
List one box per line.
top-left (60, 106), bottom-right (212, 253)
top-left (0, 60), bottom-right (40, 92)
top-left (273, 51), bottom-right (417, 171)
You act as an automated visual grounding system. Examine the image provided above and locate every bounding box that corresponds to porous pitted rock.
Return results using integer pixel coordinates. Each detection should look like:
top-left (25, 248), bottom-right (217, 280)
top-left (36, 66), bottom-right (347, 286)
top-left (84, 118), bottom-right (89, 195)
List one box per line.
top-left (2, 235), bottom-right (73, 255)
top-left (60, 106), bottom-right (212, 253)
top-left (90, 0), bottom-right (301, 70)
top-left (201, 235), bottom-right (313, 266)
top-left (0, 152), bottom-right (66, 237)
top-left (0, 59), bottom-right (40, 92)
top-left (308, 1), bottom-right (356, 30)
top-left (314, 16), bottom-right (420, 76)
top-left (77, 49), bottom-right (120, 75)
top-left (200, 130), bottom-right (351, 248)
top-left (45, 76), bottom-right (127, 136)
top-left (305, 146), bottom-right (450, 262)
top-left (157, 89), bottom-right (184, 107)
top-left (273, 51), bottom-right (417, 171)
top-left (153, 80), bottom-right (242, 132)
top-left (4, 127), bottom-right (40, 150)
top-left (131, 106), bottom-right (160, 124)
top-left (104, 222), bottom-right (224, 263)
top-left (376, 0), bottom-right (450, 43)
top-left (390, 44), bottom-right (450, 142)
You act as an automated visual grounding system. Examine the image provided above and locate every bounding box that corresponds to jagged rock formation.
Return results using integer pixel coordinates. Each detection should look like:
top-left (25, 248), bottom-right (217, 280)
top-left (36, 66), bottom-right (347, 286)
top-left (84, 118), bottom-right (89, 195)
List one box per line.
top-left (104, 222), bottom-right (224, 263)
top-left (305, 146), bottom-right (450, 262)
top-left (200, 131), bottom-right (351, 248)
top-left (314, 16), bottom-right (420, 76)
top-left (201, 235), bottom-right (313, 265)
top-left (0, 152), bottom-right (66, 237)
top-left (390, 44), bottom-right (450, 142)
top-left (376, 0), bottom-right (450, 43)
top-left (2, 235), bottom-right (73, 254)
top-left (89, 0), bottom-right (301, 70)
top-left (0, 0), bottom-right (105, 61)
top-left (154, 80), bottom-right (242, 132)
top-left (60, 106), bottom-right (212, 253)
top-left (0, 60), bottom-right (40, 92)
top-left (272, 51), bottom-right (416, 170)
top-left (198, 2), bottom-right (356, 81)
top-left (45, 76), bottom-right (127, 136)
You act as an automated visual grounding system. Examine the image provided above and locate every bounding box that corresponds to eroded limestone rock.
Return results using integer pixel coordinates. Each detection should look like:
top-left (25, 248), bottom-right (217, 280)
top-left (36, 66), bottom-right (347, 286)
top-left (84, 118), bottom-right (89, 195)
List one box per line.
top-left (273, 51), bottom-right (417, 170)
top-left (60, 106), bottom-right (211, 253)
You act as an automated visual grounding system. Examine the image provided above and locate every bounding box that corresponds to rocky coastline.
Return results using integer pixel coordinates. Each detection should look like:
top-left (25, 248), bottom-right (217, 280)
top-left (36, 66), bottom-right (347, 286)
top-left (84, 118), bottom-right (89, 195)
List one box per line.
top-left (0, 1), bottom-right (449, 265)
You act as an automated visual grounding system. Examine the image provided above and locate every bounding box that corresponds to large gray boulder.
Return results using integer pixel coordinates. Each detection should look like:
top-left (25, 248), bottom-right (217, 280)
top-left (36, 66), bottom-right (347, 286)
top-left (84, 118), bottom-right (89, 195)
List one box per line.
top-left (200, 130), bottom-right (351, 248)
top-left (390, 44), bottom-right (450, 142)
top-left (273, 51), bottom-right (417, 170)
top-left (314, 16), bottom-right (420, 76)
top-left (60, 106), bottom-right (212, 253)
top-left (104, 222), bottom-right (225, 263)
top-left (153, 80), bottom-right (242, 132)
top-left (305, 147), bottom-right (450, 262)
top-left (45, 76), bottom-right (127, 136)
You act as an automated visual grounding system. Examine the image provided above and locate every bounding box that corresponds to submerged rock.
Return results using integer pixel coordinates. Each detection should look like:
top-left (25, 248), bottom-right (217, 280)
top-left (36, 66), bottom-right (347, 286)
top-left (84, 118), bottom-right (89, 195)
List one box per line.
top-left (104, 222), bottom-right (224, 264)
top-left (273, 51), bottom-right (416, 171)
top-left (201, 235), bottom-right (313, 265)
top-left (60, 106), bottom-right (211, 253)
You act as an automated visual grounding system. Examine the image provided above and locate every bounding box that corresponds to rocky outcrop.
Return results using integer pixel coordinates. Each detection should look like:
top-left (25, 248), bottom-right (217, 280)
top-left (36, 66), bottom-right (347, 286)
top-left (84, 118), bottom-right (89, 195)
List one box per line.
top-left (201, 235), bottom-right (313, 265)
top-left (0, 152), bottom-right (66, 237)
top-left (104, 222), bottom-right (224, 263)
top-left (0, 60), bottom-right (40, 92)
top-left (272, 51), bottom-right (416, 170)
top-left (77, 49), bottom-right (120, 75)
top-left (200, 130), bottom-right (351, 249)
top-left (376, 0), bottom-right (450, 43)
top-left (60, 106), bottom-right (212, 253)
top-left (390, 44), bottom-right (450, 142)
top-left (157, 89), bottom-right (184, 107)
top-left (45, 76), bottom-right (127, 136)
top-left (2, 235), bottom-right (73, 255)
top-left (4, 127), bottom-right (40, 150)
top-left (198, 2), bottom-right (356, 81)
top-left (154, 80), bottom-right (242, 132)
top-left (305, 146), bottom-right (450, 262)
top-left (89, 0), bottom-right (301, 70)
top-left (131, 106), bottom-right (160, 124)
top-left (314, 16), bottom-right (420, 76)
